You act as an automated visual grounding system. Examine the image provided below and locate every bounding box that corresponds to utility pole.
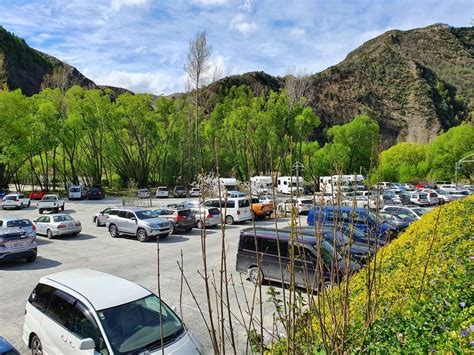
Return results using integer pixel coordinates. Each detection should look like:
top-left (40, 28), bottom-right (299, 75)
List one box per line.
top-left (293, 161), bottom-right (304, 197)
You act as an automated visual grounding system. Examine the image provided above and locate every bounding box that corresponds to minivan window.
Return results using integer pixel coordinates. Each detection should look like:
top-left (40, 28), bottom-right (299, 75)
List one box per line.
top-left (225, 201), bottom-right (235, 208)
top-left (45, 290), bottom-right (76, 327)
top-left (6, 219), bottom-right (32, 228)
top-left (238, 199), bottom-right (250, 208)
top-left (97, 294), bottom-right (183, 355)
top-left (29, 283), bottom-right (55, 312)
top-left (70, 302), bottom-right (109, 354)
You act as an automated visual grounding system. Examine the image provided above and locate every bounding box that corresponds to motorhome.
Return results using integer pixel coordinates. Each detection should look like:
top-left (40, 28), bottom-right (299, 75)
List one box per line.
top-left (319, 175), bottom-right (365, 194)
top-left (250, 176), bottom-right (273, 194)
top-left (277, 176), bottom-right (304, 195)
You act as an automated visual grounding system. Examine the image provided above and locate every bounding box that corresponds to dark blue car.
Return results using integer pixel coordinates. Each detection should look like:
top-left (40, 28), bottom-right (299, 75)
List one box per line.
top-left (0, 336), bottom-right (19, 355)
top-left (307, 206), bottom-right (394, 243)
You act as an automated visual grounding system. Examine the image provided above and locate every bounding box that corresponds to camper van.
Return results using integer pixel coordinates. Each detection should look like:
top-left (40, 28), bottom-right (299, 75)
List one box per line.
top-left (277, 176), bottom-right (304, 195)
top-left (250, 176), bottom-right (273, 194)
top-left (219, 178), bottom-right (238, 192)
top-left (319, 175), bottom-right (365, 194)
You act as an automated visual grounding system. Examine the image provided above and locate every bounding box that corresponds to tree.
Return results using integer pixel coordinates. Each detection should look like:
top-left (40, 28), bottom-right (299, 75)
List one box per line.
top-left (185, 31), bottom-right (212, 177)
top-left (378, 142), bottom-right (427, 182)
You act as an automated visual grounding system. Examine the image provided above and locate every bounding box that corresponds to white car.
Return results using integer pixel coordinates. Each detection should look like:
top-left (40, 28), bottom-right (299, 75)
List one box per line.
top-left (420, 189), bottom-right (440, 205)
top-left (277, 198), bottom-right (313, 214)
top-left (156, 186), bottom-right (169, 198)
top-left (23, 269), bottom-right (203, 355)
top-left (93, 207), bottom-right (113, 226)
top-left (137, 188), bottom-right (151, 199)
top-left (189, 187), bottom-right (201, 197)
top-left (1, 193), bottom-right (31, 210)
top-left (34, 214), bottom-right (82, 239)
top-left (203, 197), bottom-right (252, 224)
top-left (381, 206), bottom-right (429, 220)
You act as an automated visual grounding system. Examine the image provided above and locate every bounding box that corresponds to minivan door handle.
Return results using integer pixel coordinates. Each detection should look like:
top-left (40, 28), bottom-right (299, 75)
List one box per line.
top-left (69, 340), bottom-right (75, 348)
top-left (61, 334), bottom-right (67, 342)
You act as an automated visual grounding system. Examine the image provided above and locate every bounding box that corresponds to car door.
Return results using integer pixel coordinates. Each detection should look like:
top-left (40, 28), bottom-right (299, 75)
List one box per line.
top-left (294, 245), bottom-right (317, 289)
top-left (40, 289), bottom-right (76, 355)
top-left (98, 208), bottom-right (111, 225)
top-left (36, 216), bottom-right (50, 235)
top-left (67, 301), bottom-right (109, 355)
top-left (120, 211), bottom-right (137, 234)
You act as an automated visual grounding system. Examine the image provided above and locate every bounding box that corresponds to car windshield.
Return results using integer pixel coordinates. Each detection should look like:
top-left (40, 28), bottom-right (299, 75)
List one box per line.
top-left (97, 294), bottom-right (184, 355)
top-left (42, 196), bottom-right (57, 201)
top-left (135, 210), bottom-right (156, 219)
top-left (158, 188), bottom-right (167, 191)
top-left (6, 219), bottom-right (32, 227)
top-left (53, 215), bottom-right (74, 222)
top-left (175, 186), bottom-right (185, 191)
top-left (411, 208), bottom-right (427, 217)
top-left (70, 187), bottom-right (81, 192)
top-left (3, 195), bottom-right (17, 200)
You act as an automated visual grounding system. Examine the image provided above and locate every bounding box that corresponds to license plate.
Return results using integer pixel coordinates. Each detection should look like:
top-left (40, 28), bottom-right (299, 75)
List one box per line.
top-left (12, 241), bottom-right (25, 248)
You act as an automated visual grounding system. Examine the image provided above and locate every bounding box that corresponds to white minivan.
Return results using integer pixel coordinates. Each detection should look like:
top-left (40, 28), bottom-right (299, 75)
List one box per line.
top-left (203, 197), bottom-right (252, 224)
top-left (68, 185), bottom-right (87, 200)
top-left (23, 268), bottom-right (202, 355)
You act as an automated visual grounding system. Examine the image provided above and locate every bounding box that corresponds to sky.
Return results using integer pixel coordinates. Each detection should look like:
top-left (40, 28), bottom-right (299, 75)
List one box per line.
top-left (0, 0), bottom-right (472, 95)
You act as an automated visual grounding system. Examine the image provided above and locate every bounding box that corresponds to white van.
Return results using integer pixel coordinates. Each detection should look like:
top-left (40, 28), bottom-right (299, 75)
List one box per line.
top-left (277, 176), bottom-right (304, 195)
top-left (68, 185), bottom-right (87, 200)
top-left (23, 269), bottom-right (202, 355)
top-left (203, 197), bottom-right (252, 224)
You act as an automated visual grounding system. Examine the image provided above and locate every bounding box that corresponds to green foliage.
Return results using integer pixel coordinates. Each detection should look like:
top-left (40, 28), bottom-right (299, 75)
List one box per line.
top-left (378, 142), bottom-right (428, 182)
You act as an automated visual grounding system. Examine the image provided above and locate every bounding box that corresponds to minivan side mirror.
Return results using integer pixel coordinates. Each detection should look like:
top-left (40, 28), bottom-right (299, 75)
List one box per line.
top-left (130, 217), bottom-right (137, 222)
top-left (78, 338), bottom-right (95, 350)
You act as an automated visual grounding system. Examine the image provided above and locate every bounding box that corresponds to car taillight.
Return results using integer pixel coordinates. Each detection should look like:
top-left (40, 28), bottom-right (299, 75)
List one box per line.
top-left (32, 224), bottom-right (36, 231)
top-left (58, 224), bottom-right (66, 229)
top-left (75, 222), bottom-right (81, 227)
top-left (237, 210), bottom-right (241, 215)
top-left (206, 214), bottom-right (212, 218)
top-left (176, 216), bottom-right (185, 220)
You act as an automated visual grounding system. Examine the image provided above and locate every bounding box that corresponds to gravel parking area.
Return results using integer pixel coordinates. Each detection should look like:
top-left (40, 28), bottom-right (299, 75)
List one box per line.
top-left (0, 197), bottom-right (302, 353)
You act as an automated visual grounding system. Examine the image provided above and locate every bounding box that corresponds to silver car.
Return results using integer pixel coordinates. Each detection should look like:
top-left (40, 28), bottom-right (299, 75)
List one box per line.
top-left (174, 200), bottom-right (221, 228)
top-left (106, 207), bottom-right (172, 242)
top-left (0, 216), bottom-right (36, 238)
top-left (93, 207), bottom-right (113, 226)
top-left (0, 226), bottom-right (37, 263)
top-left (34, 214), bottom-right (82, 239)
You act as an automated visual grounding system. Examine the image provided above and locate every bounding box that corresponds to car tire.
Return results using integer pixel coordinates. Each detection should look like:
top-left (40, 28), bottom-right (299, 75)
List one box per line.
top-left (185, 227), bottom-right (193, 232)
top-left (54, 208), bottom-right (59, 214)
top-left (136, 228), bottom-right (149, 242)
top-left (61, 205), bottom-right (64, 211)
top-left (109, 225), bottom-right (119, 238)
top-left (46, 229), bottom-right (54, 239)
top-left (95, 218), bottom-right (101, 227)
top-left (31, 334), bottom-right (43, 355)
top-left (26, 254), bottom-right (37, 263)
top-left (28, 201), bottom-right (31, 207)
top-left (39, 209), bottom-right (43, 214)
top-left (248, 267), bottom-right (264, 285)
top-left (225, 215), bottom-right (234, 225)
top-left (20, 203), bottom-right (24, 209)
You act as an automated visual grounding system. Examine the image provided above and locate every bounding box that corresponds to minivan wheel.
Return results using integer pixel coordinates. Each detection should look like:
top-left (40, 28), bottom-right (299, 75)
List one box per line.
top-left (109, 225), bottom-right (119, 238)
top-left (95, 217), bottom-right (101, 226)
top-left (225, 215), bottom-right (234, 225)
top-left (137, 228), bottom-right (149, 242)
top-left (26, 254), bottom-right (37, 263)
top-left (46, 229), bottom-right (53, 239)
top-left (248, 267), bottom-right (264, 285)
top-left (31, 334), bottom-right (43, 355)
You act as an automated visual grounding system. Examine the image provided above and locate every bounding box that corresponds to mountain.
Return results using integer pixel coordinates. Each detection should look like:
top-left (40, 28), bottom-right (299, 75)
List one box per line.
top-left (0, 26), bottom-right (130, 96)
top-left (1, 24), bottom-right (472, 145)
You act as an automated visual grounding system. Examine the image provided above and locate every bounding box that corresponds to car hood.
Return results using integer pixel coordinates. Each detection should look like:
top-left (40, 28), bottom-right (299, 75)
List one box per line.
top-left (141, 330), bottom-right (202, 354)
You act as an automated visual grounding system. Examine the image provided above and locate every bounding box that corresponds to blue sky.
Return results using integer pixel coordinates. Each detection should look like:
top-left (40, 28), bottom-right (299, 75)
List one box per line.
top-left (0, 0), bottom-right (472, 94)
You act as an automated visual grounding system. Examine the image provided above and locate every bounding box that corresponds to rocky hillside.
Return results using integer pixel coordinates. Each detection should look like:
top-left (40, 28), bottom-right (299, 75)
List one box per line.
top-left (0, 26), bottom-right (129, 96)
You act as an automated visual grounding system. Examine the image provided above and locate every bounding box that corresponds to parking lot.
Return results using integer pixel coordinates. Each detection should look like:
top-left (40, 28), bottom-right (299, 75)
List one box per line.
top-left (0, 197), bottom-right (304, 353)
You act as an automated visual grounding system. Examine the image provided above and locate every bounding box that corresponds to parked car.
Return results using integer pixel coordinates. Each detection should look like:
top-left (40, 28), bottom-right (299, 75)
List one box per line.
top-left (155, 186), bottom-right (168, 198)
top-left (0, 336), bottom-right (20, 355)
top-left (173, 185), bottom-right (187, 197)
top-left (38, 194), bottom-right (65, 214)
top-left (2, 193), bottom-right (31, 210)
top-left (277, 198), bottom-right (313, 215)
top-left (152, 208), bottom-right (196, 233)
top-left (93, 207), bottom-right (113, 226)
top-left (189, 187), bottom-right (201, 197)
top-left (307, 206), bottom-right (394, 243)
top-left (175, 200), bottom-right (221, 228)
top-left (400, 183), bottom-right (415, 191)
top-left (203, 197), bottom-right (252, 225)
top-left (448, 189), bottom-right (470, 199)
top-left (236, 228), bottom-right (360, 290)
top-left (34, 214), bottom-right (82, 239)
top-left (250, 197), bottom-right (273, 219)
top-left (420, 189), bottom-right (440, 205)
top-left (381, 206), bottom-right (429, 220)
top-left (23, 269), bottom-right (203, 355)
top-left (0, 217), bottom-right (36, 239)
top-left (378, 212), bottom-right (414, 231)
top-left (409, 192), bottom-right (430, 206)
top-left (106, 207), bottom-right (172, 242)
top-left (87, 185), bottom-right (105, 200)
top-left (382, 191), bottom-right (401, 205)
top-left (284, 226), bottom-right (376, 262)
top-left (227, 190), bottom-right (247, 198)
top-left (415, 182), bottom-right (435, 189)
top-left (68, 185), bottom-right (87, 200)
top-left (0, 226), bottom-right (37, 263)
top-left (399, 191), bottom-right (413, 205)
top-left (29, 189), bottom-right (46, 200)
top-left (436, 189), bottom-right (456, 203)
top-left (138, 188), bottom-right (151, 199)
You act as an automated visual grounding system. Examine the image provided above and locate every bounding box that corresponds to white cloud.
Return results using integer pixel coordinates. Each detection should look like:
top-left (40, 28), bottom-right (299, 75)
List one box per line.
top-left (289, 27), bottom-right (306, 37)
top-left (109, 0), bottom-right (148, 12)
top-left (191, 0), bottom-right (229, 6)
top-left (92, 70), bottom-right (181, 95)
top-left (230, 1), bottom-right (257, 35)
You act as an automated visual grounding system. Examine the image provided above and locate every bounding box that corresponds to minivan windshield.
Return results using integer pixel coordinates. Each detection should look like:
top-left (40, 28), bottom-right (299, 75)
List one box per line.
top-left (97, 294), bottom-right (184, 354)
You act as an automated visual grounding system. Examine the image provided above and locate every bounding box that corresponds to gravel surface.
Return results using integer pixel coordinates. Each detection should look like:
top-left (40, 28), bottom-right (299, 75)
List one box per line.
top-left (0, 197), bottom-right (303, 353)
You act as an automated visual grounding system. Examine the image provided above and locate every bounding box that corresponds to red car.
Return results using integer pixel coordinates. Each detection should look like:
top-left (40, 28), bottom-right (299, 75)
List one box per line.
top-left (415, 182), bottom-right (435, 189)
top-left (29, 190), bottom-right (46, 200)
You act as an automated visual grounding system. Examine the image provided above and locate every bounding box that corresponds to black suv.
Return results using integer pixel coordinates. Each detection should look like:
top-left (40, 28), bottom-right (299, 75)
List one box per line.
top-left (87, 185), bottom-right (105, 200)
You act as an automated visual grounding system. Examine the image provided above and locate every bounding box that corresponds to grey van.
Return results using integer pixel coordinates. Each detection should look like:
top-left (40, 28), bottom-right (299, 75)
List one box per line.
top-left (236, 228), bottom-right (360, 290)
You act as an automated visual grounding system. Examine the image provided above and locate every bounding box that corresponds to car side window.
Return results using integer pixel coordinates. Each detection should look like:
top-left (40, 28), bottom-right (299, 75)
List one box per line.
top-left (45, 289), bottom-right (76, 327)
top-left (225, 200), bottom-right (235, 209)
top-left (44, 217), bottom-right (51, 223)
top-left (127, 212), bottom-right (136, 219)
top-left (70, 302), bottom-right (109, 354)
top-left (29, 283), bottom-right (55, 313)
top-left (103, 208), bottom-right (111, 214)
top-left (117, 211), bottom-right (128, 218)
top-left (0, 220), bottom-right (3, 227)
top-left (109, 210), bottom-right (119, 216)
